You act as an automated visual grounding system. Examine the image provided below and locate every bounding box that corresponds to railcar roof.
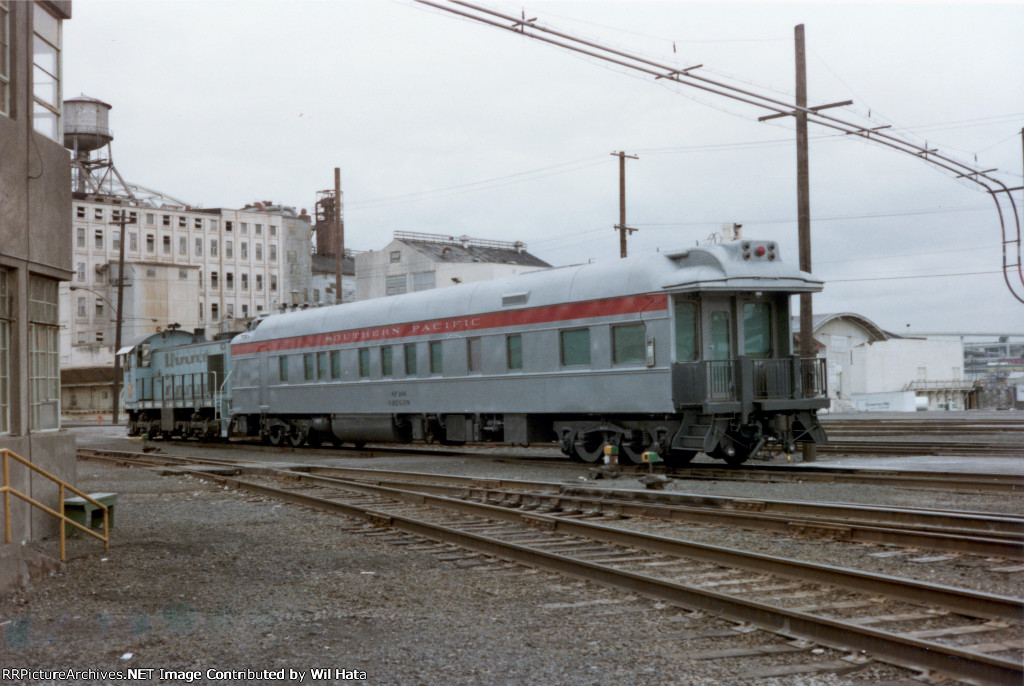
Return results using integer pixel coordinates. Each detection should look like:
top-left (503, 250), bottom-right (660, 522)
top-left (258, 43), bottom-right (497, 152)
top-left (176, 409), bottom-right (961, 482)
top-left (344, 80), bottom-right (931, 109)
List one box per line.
top-left (235, 241), bottom-right (822, 345)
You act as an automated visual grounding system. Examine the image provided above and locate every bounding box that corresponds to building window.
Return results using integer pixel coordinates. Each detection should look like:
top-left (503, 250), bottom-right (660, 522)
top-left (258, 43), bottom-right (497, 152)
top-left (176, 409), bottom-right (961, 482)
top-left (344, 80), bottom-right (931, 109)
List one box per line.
top-left (390, 251), bottom-right (401, 263)
top-left (506, 334), bottom-right (522, 371)
top-left (278, 356), bottom-right (288, 382)
top-left (76, 262), bottom-right (85, 281)
top-left (211, 303), bottom-right (219, 321)
top-left (269, 225), bottom-right (276, 236)
top-left (241, 304), bottom-right (248, 317)
top-left (195, 237), bottom-right (202, 256)
top-left (129, 233), bottom-right (137, 251)
top-left (330, 350), bottom-right (341, 379)
top-left (162, 214), bottom-right (170, 226)
top-left (241, 241), bottom-right (248, 259)
top-left (146, 234), bottom-right (155, 252)
top-left (76, 228), bottom-right (85, 247)
top-left (612, 324), bottom-right (646, 365)
top-left (270, 274), bottom-right (277, 291)
top-left (256, 274), bottom-right (263, 290)
top-left (178, 269), bottom-right (187, 280)
top-left (178, 216), bottom-right (186, 228)
top-left (76, 297), bottom-right (85, 317)
top-left (0, 269), bottom-right (8, 433)
top-left (269, 245), bottom-right (277, 261)
top-left (255, 244), bottom-right (263, 261)
top-left (226, 272), bottom-right (233, 290)
top-left (95, 300), bottom-right (103, 317)
top-left (198, 301), bottom-right (203, 320)
top-left (28, 276), bottom-right (60, 430)
top-left (742, 303), bottom-right (772, 359)
top-left (385, 275), bottom-right (407, 296)
top-left (225, 221), bottom-right (233, 232)
top-left (146, 213), bottom-right (154, 225)
top-left (674, 300), bottom-right (698, 361)
top-left (210, 239), bottom-right (218, 257)
top-left (412, 271), bottom-right (435, 292)
top-left (429, 341), bottom-right (443, 375)
top-left (210, 220), bottom-right (218, 231)
top-left (95, 331), bottom-right (103, 344)
top-left (225, 303), bottom-right (233, 318)
top-left (241, 273), bottom-right (248, 290)
top-left (112, 232), bottom-right (120, 250)
top-left (194, 218), bottom-right (202, 230)
top-left (226, 240), bottom-right (233, 258)
top-left (560, 328), bottom-right (591, 367)
top-left (94, 230), bottom-right (103, 249)
top-left (179, 236), bottom-right (187, 255)
top-left (467, 337), bottom-right (482, 373)
top-left (240, 223), bottom-right (248, 234)
top-left (381, 346), bottom-right (393, 377)
top-left (210, 271), bottom-right (218, 288)
top-left (94, 208), bottom-right (103, 220)
top-left (32, 4), bottom-right (62, 140)
top-left (358, 348), bottom-right (370, 378)
top-left (162, 236), bottom-right (171, 254)
top-left (255, 224), bottom-right (262, 235)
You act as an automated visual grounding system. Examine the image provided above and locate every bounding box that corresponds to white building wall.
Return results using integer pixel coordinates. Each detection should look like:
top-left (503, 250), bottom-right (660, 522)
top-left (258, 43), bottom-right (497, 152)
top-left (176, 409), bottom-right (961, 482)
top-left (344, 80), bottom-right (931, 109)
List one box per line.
top-left (849, 339), bottom-right (963, 394)
top-left (355, 240), bottom-right (547, 301)
top-left (814, 319), bottom-right (875, 405)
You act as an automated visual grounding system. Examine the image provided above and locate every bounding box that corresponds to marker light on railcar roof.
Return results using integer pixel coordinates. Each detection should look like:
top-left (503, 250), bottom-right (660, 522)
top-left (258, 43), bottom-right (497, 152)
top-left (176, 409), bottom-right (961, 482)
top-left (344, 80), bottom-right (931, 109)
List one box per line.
top-left (743, 251), bottom-right (751, 260)
top-left (756, 245), bottom-right (766, 257)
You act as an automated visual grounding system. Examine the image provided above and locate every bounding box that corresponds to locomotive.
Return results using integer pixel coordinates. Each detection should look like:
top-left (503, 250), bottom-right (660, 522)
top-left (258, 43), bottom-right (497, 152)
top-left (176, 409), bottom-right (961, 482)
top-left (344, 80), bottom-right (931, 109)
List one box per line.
top-left (120, 240), bottom-right (829, 466)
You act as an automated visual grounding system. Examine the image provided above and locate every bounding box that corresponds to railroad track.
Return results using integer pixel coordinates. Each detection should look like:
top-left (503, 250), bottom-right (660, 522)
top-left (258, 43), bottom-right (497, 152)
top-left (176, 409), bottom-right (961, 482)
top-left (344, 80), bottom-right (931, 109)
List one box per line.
top-left (77, 448), bottom-right (1023, 684)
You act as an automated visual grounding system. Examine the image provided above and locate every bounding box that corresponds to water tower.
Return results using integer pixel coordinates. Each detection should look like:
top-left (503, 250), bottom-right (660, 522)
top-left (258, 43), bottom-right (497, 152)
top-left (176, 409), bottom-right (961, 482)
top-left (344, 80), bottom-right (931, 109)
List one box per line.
top-left (63, 95), bottom-right (134, 199)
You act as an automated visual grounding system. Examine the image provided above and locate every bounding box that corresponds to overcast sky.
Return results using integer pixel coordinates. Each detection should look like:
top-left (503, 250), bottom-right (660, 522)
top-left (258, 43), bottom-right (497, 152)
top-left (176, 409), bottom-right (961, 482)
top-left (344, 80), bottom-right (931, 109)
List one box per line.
top-left (63, 1), bottom-right (1024, 335)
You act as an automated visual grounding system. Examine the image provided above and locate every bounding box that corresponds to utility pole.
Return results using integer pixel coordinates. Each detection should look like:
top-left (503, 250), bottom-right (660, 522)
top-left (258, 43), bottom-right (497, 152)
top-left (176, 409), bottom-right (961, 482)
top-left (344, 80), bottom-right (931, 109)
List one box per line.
top-left (112, 210), bottom-right (133, 426)
top-left (334, 168), bottom-right (344, 303)
top-left (611, 151), bottom-right (638, 258)
top-left (795, 24), bottom-right (815, 462)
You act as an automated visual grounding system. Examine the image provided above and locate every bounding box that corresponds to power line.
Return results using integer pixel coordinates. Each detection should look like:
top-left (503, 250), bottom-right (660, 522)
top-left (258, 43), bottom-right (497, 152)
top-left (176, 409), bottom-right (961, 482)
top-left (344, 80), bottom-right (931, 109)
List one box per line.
top-left (827, 270), bottom-right (1002, 283)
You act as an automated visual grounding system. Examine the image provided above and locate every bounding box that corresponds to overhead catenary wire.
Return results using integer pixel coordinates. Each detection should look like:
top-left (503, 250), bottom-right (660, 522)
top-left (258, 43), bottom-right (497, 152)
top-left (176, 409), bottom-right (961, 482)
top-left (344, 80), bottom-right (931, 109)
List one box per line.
top-left (411, 0), bottom-right (1023, 305)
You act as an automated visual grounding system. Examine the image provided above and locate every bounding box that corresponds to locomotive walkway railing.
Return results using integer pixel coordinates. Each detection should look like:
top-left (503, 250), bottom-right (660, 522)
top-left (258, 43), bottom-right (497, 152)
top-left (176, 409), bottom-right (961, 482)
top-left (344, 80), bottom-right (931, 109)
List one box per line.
top-left (132, 372), bottom-right (219, 408)
top-left (1, 449), bottom-right (110, 562)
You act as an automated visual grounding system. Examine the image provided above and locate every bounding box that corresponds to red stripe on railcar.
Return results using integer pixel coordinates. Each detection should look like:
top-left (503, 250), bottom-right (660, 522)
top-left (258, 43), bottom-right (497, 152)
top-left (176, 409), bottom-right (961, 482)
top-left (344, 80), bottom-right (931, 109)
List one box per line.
top-left (231, 293), bottom-right (668, 355)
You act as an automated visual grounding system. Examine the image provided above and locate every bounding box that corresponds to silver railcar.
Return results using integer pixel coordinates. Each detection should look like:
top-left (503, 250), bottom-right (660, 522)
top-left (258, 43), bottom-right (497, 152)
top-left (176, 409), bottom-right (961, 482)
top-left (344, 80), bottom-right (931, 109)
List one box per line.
top-left (228, 240), bottom-right (828, 465)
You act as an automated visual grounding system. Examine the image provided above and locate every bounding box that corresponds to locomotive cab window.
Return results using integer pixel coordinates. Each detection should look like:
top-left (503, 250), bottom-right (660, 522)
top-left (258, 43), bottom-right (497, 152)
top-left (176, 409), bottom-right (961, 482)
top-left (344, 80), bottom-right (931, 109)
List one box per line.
top-left (673, 301), bottom-right (698, 361)
top-left (138, 342), bottom-right (152, 368)
top-left (560, 328), bottom-right (591, 367)
top-left (742, 303), bottom-right (772, 358)
top-left (612, 324), bottom-right (645, 365)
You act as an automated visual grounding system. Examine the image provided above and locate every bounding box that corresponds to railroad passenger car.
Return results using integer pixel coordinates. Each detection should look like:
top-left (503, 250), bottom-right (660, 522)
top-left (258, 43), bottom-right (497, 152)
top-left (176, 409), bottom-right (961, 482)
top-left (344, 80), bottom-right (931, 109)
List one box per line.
top-left (225, 240), bottom-right (828, 465)
top-left (120, 328), bottom-right (233, 439)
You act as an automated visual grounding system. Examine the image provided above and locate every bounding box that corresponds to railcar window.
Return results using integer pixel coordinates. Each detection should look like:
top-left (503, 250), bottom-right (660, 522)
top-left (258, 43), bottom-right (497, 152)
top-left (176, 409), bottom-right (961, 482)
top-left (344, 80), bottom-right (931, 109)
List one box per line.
top-left (673, 301), bottom-right (698, 361)
top-left (404, 344), bottom-right (417, 375)
top-left (304, 354), bottom-right (315, 381)
top-left (330, 351), bottom-right (341, 379)
top-left (506, 334), bottom-right (522, 370)
top-left (560, 328), bottom-right (591, 367)
top-left (467, 337), bottom-right (482, 373)
top-left (711, 312), bottom-right (731, 361)
top-left (743, 303), bottom-right (772, 358)
top-left (279, 356), bottom-right (289, 382)
top-left (358, 349), bottom-right (370, 378)
top-left (429, 342), bottom-right (443, 375)
top-left (612, 324), bottom-right (646, 364)
top-left (381, 347), bottom-right (394, 377)
top-left (318, 352), bottom-right (330, 379)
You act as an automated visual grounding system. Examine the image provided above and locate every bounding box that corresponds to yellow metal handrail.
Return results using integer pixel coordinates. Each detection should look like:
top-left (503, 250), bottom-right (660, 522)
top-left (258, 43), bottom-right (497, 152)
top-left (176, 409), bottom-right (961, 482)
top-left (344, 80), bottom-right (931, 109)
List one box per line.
top-left (1, 448), bottom-right (109, 562)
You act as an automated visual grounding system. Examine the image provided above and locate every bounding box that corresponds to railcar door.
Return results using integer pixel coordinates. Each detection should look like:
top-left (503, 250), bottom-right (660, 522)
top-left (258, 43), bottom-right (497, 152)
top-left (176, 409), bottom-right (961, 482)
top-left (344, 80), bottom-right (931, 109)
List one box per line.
top-left (705, 298), bottom-right (733, 399)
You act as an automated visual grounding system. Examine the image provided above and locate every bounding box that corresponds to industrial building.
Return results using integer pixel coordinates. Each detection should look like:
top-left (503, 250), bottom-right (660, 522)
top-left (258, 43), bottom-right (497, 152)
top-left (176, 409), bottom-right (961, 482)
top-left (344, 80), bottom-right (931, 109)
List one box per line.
top-left (797, 313), bottom-right (974, 412)
top-left (59, 96), bottom-right (314, 417)
top-left (355, 231), bottom-right (551, 300)
top-left (0, 1), bottom-right (75, 544)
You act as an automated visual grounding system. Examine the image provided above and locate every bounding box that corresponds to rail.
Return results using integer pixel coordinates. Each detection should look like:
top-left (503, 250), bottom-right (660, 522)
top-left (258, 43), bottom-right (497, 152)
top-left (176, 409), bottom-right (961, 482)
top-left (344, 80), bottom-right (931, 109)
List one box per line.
top-left (1, 449), bottom-right (109, 562)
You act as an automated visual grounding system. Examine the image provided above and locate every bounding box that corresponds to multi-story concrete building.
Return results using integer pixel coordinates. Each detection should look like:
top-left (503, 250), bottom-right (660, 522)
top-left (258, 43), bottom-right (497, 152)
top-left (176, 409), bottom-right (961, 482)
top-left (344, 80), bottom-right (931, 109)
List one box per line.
top-left (61, 197), bottom-right (314, 414)
top-left (1, 1), bottom-right (75, 545)
top-left (355, 231), bottom-right (550, 301)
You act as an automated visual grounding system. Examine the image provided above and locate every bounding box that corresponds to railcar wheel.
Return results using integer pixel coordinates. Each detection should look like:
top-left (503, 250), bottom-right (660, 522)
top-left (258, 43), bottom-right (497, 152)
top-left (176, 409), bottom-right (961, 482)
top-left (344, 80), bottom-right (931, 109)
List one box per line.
top-left (619, 432), bottom-right (648, 466)
top-left (287, 430), bottom-right (305, 448)
top-left (267, 426), bottom-right (286, 446)
top-left (572, 432), bottom-right (607, 464)
top-left (709, 446), bottom-right (751, 467)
